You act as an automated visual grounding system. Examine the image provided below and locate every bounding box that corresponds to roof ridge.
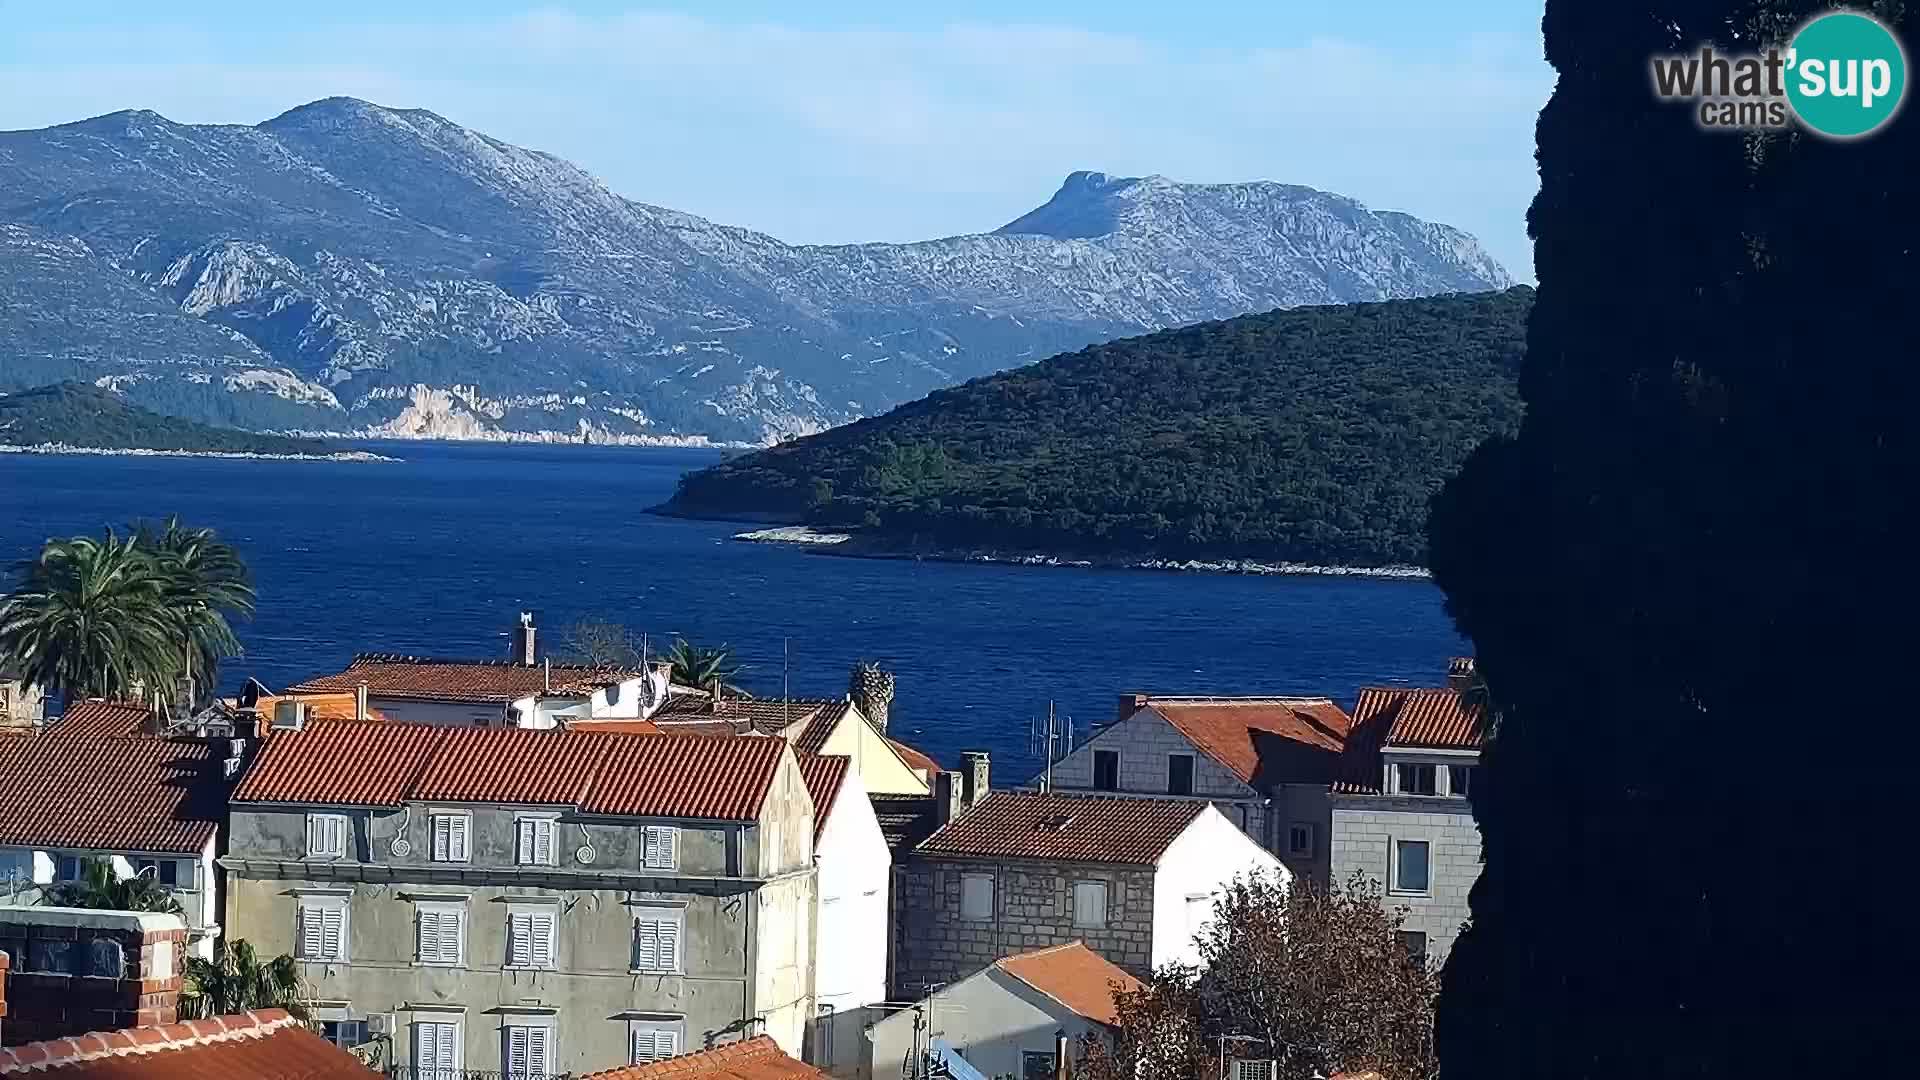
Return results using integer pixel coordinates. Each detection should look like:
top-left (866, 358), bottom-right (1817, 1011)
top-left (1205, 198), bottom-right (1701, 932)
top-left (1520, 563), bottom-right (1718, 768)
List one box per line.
top-left (348, 651), bottom-right (637, 672)
top-left (0, 1010), bottom-right (296, 1073)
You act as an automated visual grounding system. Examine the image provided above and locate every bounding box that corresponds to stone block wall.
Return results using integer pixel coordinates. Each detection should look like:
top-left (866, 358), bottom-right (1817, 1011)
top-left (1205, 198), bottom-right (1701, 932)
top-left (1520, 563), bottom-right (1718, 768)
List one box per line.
top-left (1328, 797), bottom-right (1482, 962)
top-left (893, 857), bottom-right (1156, 996)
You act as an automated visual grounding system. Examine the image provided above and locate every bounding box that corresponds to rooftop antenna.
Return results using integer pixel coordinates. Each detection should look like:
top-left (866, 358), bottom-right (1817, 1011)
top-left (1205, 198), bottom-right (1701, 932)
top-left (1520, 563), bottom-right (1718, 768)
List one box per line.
top-left (1028, 701), bottom-right (1069, 791)
top-left (782, 637), bottom-right (791, 731)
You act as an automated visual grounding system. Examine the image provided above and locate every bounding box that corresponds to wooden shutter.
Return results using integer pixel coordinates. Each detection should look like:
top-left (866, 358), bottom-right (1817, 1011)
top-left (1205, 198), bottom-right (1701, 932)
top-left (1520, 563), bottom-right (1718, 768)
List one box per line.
top-left (658, 918), bottom-right (681, 971)
top-left (432, 816), bottom-right (450, 860)
top-left (510, 912), bottom-right (532, 966)
top-left (529, 911), bottom-right (556, 968)
top-left (517, 819), bottom-right (536, 863)
top-left (525, 1026), bottom-right (551, 1076)
top-left (645, 826), bottom-right (677, 869)
top-left (320, 907), bottom-right (345, 960)
top-left (450, 815), bottom-right (470, 860)
top-left (299, 905), bottom-right (324, 958)
top-left (506, 1026), bottom-right (529, 1075)
top-left (632, 919), bottom-right (658, 970)
top-left (657, 1027), bottom-right (679, 1058)
top-left (419, 910), bottom-right (441, 962)
top-left (306, 815), bottom-right (321, 854)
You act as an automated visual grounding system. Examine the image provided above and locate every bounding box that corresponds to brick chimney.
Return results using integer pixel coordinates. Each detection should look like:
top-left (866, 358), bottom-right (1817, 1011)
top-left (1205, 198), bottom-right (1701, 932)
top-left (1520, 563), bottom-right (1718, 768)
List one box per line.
top-left (1116, 693), bottom-right (1150, 725)
top-left (514, 611), bottom-right (538, 666)
top-left (960, 751), bottom-right (990, 810)
top-left (0, 908), bottom-right (186, 1045)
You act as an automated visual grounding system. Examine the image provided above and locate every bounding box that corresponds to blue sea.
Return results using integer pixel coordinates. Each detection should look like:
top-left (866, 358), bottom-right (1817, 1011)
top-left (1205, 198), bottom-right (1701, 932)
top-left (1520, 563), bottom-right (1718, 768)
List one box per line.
top-left (0, 442), bottom-right (1465, 778)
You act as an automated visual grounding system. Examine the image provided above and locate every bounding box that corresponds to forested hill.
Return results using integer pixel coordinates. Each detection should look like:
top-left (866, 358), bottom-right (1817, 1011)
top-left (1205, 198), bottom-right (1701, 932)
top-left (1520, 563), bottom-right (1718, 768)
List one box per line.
top-left (660, 287), bottom-right (1533, 568)
top-left (0, 383), bottom-right (334, 454)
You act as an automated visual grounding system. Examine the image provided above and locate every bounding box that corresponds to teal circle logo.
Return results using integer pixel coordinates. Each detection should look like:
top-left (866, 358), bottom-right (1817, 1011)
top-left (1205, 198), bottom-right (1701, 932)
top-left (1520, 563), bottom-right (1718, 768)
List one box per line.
top-left (1786, 11), bottom-right (1907, 138)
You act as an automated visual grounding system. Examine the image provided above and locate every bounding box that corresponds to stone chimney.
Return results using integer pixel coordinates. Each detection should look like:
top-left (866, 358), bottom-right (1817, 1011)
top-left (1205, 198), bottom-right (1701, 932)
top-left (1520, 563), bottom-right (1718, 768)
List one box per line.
top-left (514, 611), bottom-right (538, 666)
top-left (960, 751), bottom-right (991, 810)
top-left (1116, 692), bottom-right (1151, 725)
top-left (849, 663), bottom-right (896, 733)
top-left (1446, 656), bottom-right (1477, 691)
top-left (0, 907), bottom-right (186, 1043)
top-left (936, 771), bottom-right (964, 825)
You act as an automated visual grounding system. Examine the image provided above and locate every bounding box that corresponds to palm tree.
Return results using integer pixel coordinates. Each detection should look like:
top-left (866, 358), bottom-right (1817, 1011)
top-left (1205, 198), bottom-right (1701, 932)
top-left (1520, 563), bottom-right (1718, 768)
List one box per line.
top-left (40, 856), bottom-right (182, 914)
top-left (0, 531), bottom-right (181, 701)
top-left (132, 516), bottom-right (256, 702)
top-left (180, 939), bottom-right (311, 1021)
top-left (665, 637), bottom-right (749, 696)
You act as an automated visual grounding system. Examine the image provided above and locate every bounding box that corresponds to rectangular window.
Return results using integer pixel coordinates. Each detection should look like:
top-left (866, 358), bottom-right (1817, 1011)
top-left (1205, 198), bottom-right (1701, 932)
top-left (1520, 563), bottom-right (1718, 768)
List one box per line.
top-left (516, 817), bottom-right (557, 866)
top-left (1448, 765), bottom-right (1475, 799)
top-left (629, 1020), bottom-right (684, 1064)
top-left (1287, 823), bottom-right (1315, 858)
top-left (430, 814), bottom-right (471, 862)
top-left (1234, 1060), bottom-right (1276, 1080)
top-left (55, 854), bottom-right (84, 882)
top-left (1398, 930), bottom-right (1429, 967)
top-left (643, 826), bottom-right (678, 870)
top-left (1393, 839), bottom-right (1432, 895)
top-left (1396, 763), bottom-right (1438, 796)
top-left (631, 909), bottom-right (685, 973)
top-left (961, 873), bottom-right (994, 920)
top-left (1023, 1051), bottom-right (1058, 1080)
top-left (509, 907), bottom-right (558, 969)
top-left (321, 1019), bottom-right (369, 1050)
top-left (297, 899), bottom-right (348, 962)
top-left (503, 1023), bottom-right (553, 1080)
top-left (1167, 754), bottom-right (1195, 796)
top-left (415, 902), bottom-right (464, 966)
top-left (411, 1020), bottom-right (460, 1076)
top-left (1072, 880), bottom-right (1108, 929)
top-left (306, 813), bottom-right (349, 859)
top-left (134, 858), bottom-right (181, 886)
top-left (1092, 750), bottom-right (1120, 791)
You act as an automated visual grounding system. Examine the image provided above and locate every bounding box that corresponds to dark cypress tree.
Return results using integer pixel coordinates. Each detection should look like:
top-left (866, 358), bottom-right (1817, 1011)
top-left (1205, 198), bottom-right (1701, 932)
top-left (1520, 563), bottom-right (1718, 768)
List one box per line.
top-left (1429, 2), bottom-right (1917, 1078)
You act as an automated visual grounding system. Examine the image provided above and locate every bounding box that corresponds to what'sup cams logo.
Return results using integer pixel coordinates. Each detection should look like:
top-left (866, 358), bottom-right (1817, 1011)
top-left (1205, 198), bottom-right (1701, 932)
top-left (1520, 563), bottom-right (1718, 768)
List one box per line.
top-left (1650, 10), bottom-right (1907, 138)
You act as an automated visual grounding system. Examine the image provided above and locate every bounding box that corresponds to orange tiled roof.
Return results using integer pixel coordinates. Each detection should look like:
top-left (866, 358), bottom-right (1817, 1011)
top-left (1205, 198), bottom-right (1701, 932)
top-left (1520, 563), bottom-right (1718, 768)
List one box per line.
top-left (1332, 685), bottom-right (1485, 794)
top-left (0, 722), bottom-right (224, 854)
top-left (797, 754), bottom-right (851, 841)
top-left (887, 738), bottom-right (942, 776)
top-left (995, 941), bottom-right (1144, 1026)
top-left (288, 654), bottom-right (637, 704)
top-left (582, 1035), bottom-right (827, 1080)
top-left (234, 721), bottom-right (789, 821)
top-left (652, 696), bottom-right (834, 736)
top-left (1142, 698), bottom-right (1351, 787)
top-left (47, 699), bottom-right (154, 739)
top-left (0, 1009), bottom-right (377, 1077)
top-left (917, 791), bottom-right (1207, 866)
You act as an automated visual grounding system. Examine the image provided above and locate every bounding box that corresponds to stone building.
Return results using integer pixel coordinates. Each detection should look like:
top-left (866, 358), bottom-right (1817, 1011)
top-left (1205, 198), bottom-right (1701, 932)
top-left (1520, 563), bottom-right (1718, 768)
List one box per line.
top-left (224, 721), bottom-right (819, 1077)
top-left (893, 787), bottom-right (1285, 994)
top-left (1036, 695), bottom-right (1351, 881)
top-left (0, 669), bottom-right (44, 731)
top-left (1328, 663), bottom-right (1486, 965)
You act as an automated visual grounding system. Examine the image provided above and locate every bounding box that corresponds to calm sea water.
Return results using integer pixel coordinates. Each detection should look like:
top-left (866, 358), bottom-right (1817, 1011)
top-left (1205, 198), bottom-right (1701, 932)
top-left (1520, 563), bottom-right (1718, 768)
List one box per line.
top-left (0, 442), bottom-right (1465, 778)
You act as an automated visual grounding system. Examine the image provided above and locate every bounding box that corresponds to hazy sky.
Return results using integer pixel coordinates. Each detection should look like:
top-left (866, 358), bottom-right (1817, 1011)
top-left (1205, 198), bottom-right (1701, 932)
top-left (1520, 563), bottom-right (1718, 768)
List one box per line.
top-left (1, 2), bottom-right (1553, 278)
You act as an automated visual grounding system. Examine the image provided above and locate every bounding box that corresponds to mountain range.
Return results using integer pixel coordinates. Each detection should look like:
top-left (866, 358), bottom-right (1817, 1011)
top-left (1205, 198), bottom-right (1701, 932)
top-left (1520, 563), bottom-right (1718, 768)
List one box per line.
top-left (0, 97), bottom-right (1511, 444)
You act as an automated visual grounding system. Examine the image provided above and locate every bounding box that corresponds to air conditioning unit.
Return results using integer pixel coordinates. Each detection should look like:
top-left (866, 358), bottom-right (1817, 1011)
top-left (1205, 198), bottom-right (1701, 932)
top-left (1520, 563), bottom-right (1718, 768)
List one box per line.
top-left (366, 1013), bottom-right (394, 1038)
top-left (1230, 1059), bottom-right (1277, 1080)
top-left (271, 699), bottom-right (307, 731)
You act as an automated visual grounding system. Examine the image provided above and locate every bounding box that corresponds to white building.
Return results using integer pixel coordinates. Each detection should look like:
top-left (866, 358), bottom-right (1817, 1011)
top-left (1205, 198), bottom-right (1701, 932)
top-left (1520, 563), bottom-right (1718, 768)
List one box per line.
top-left (279, 653), bottom-right (675, 729)
top-left (866, 941), bottom-right (1143, 1080)
top-left (798, 755), bottom-right (893, 1074)
top-left (0, 700), bottom-right (231, 959)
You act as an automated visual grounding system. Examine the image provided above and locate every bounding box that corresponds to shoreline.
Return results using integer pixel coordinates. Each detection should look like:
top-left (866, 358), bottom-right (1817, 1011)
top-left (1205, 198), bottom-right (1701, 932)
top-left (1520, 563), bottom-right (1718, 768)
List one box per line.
top-left (729, 525), bottom-right (1432, 579)
top-left (1, 442), bottom-right (400, 463)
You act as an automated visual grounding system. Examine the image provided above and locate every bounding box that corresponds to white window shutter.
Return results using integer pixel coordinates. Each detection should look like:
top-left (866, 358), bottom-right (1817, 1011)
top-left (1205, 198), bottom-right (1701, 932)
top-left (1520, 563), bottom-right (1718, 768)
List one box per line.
top-left (299, 906), bottom-right (322, 958)
top-left (632, 920), bottom-right (657, 970)
top-left (632, 1028), bottom-right (649, 1064)
top-left (451, 815), bottom-right (469, 860)
top-left (659, 919), bottom-right (681, 971)
top-left (419, 911), bottom-right (440, 962)
top-left (527, 1027), bottom-right (550, 1075)
top-left (517, 819), bottom-right (535, 862)
top-left (531, 912), bottom-right (556, 968)
top-left (306, 815), bottom-right (320, 854)
top-left (658, 1028), bottom-right (679, 1057)
top-left (533, 820), bottom-right (553, 864)
top-left (320, 908), bottom-right (345, 960)
top-left (509, 912), bottom-right (532, 966)
top-left (660, 827), bottom-right (676, 867)
top-left (432, 817), bottom-right (449, 860)
top-left (507, 1026), bottom-right (529, 1074)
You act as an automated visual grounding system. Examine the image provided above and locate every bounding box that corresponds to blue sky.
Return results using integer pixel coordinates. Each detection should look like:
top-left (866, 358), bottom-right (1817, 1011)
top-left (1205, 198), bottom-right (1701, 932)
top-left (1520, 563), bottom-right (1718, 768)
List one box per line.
top-left (1, 2), bottom-right (1552, 278)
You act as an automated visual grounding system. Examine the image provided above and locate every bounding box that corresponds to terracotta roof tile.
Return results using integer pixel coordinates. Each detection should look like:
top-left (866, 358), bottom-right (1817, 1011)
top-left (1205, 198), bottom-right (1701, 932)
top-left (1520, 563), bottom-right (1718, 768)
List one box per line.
top-left (797, 754), bottom-right (851, 841)
top-left (887, 739), bottom-right (942, 776)
top-left (0, 1009), bottom-right (377, 1077)
top-left (0, 727), bottom-right (224, 853)
top-left (1142, 698), bottom-right (1351, 787)
top-left (995, 942), bottom-right (1144, 1026)
top-left (47, 699), bottom-right (154, 739)
top-left (916, 791), bottom-right (1207, 866)
top-left (235, 722), bottom-right (788, 822)
top-left (564, 718), bottom-right (665, 735)
top-left (288, 654), bottom-right (638, 704)
top-left (1332, 685), bottom-right (1484, 794)
top-left (870, 795), bottom-right (941, 853)
top-left (651, 696), bottom-right (833, 736)
top-left (582, 1035), bottom-right (827, 1080)
top-left (791, 700), bottom-right (854, 754)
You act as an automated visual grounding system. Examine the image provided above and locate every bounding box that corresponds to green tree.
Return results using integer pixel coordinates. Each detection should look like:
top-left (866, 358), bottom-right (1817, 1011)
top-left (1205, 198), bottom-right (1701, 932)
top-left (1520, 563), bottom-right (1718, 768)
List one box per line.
top-left (1426, 3), bottom-right (1918, 1079)
top-left (39, 856), bottom-right (182, 914)
top-left (132, 516), bottom-right (256, 703)
top-left (664, 638), bottom-right (749, 695)
top-left (0, 531), bottom-right (182, 701)
top-left (180, 939), bottom-right (312, 1021)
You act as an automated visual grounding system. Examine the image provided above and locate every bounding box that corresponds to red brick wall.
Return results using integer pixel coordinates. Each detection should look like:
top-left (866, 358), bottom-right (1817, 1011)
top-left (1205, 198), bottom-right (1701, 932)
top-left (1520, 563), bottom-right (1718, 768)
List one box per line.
top-left (0, 926), bottom-right (184, 1046)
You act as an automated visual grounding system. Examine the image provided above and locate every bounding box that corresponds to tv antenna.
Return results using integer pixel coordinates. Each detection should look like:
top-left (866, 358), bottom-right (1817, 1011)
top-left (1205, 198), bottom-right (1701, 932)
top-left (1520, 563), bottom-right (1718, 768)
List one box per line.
top-left (1027, 701), bottom-right (1074, 791)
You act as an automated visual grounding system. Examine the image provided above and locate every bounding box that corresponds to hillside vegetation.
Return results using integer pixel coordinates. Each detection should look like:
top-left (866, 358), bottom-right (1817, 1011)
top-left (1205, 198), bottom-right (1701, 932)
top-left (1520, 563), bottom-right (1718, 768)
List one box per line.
top-left (0, 383), bottom-right (334, 454)
top-left (662, 287), bottom-right (1532, 567)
